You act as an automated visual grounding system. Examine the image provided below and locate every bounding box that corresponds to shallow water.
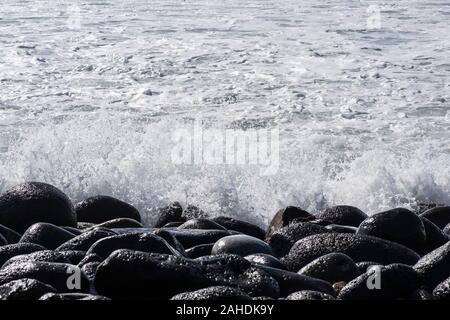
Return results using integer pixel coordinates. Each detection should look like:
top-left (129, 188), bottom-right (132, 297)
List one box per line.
top-left (0, 0), bottom-right (449, 226)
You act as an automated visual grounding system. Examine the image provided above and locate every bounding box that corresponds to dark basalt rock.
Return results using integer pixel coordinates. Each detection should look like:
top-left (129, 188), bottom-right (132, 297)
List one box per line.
top-left (266, 222), bottom-right (332, 257)
top-left (338, 264), bottom-right (423, 300)
top-left (80, 262), bottom-right (100, 281)
top-left (59, 251), bottom-right (86, 265)
top-left (178, 218), bottom-right (227, 231)
top-left (212, 235), bottom-right (273, 256)
top-left (56, 228), bottom-right (117, 251)
top-left (282, 233), bottom-right (420, 272)
top-left (0, 261), bottom-right (90, 293)
top-left (325, 224), bottom-right (357, 234)
top-left (245, 254), bottom-right (287, 270)
top-left (90, 218), bottom-right (143, 230)
top-left (152, 229), bottom-right (186, 255)
top-left (63, 227), bottom-right (83, 236)
top-left (39, 293), bottom-right (110, 300)
top-left (185, 243), bottom-right (214, 258)
top-left (86, 232), bottom-right (179, 259)
top-left (444, 223), bottom-right (450, 236)
top-left (94, 250), bottom-right (280, 299)
top-left (78, 253), bottom-right (103, 268)
top-left (0, 278), bottom-right (57, 300)
top-left (420, 206), bottom-right (450, 229)
top-left (0, 243), bottom-right (46, 268)
top-left (407, 289), bottom-right (434, 300)
top-left (0, 182), bottom-right (76, 232)
top-left (286, 290), bottom-right (336, 300)
top-left (77, 222), bottom-right (95, 230)
top-left (154, 202), bottom-right (184, 228)
top-left (0, 225), bottom-right (21, 244)
top-left (163, 229), bottom-right (233, 248)
top-left (413, 241), bottom-right (450, 288)
top-left (171, 286), bottom-right (251, 300)
top-left (163, 222), bottom-right (184, 228)
top-left (433, 276), bottom-right (450, 300)
top-left (75, 195), bottom-right (141, 223)
top-left (357, 208), bottom-right (426, 252)
top-left (298, 253), bottom-right (360, 283)
top-left (419, 217), bottom-right (449, 254)
top-left (266, 206), bottom-right (315, 240)
top-left (356, 261), bottom-right (382, 274)
top-left (19, 223), bottom-right (76, 250)
top-left (211, 216), bottom-right (265, 240)
top-left (0, 234), bottom-right (7, 246)
top-left (182, 205), bottom-right (208, 220)
top-left (316, 205), bottom-right (368, 227)
top-left (2, 250), bottom-right (71, 268)
top-left (256, 265), bottom-right (335, 297)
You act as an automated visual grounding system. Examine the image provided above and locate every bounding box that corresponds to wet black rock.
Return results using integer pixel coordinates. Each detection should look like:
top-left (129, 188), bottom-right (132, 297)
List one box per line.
top-left (212, 235), bottom-right (273, 256)
top-left (80, 262), bottom-right (100, 281)
top-left (178, 218), bottom-right (227, 231)
top-left (282, 233), bottom-right (420, 272)
top-left (77, 222), bottom-right (95, 230)
top-left (19, 223), bottom-right (75, 250)
top-left (266, 222), bottom-right (331, 257)
top-left (163, 222), bottom-right (184, 228)
top-left (171, 286), bottom-right (251, 300)
top-left (298, 253), bottom-right (360, 283)
top-left (266, 206), bottom-right (315, 240)
top-left (0, 243), bottom-right (46, 267)
top-left (185, 243), bottom-right (214, 258)
top-left (0, 225), bottom-right (21, 244)
top-left (356, 261), bottom-right (382, 274)
top-left (91, 218), bottom-right (143, 230)
top-left (317, 205), bottom-right (368, 227)
top-left (211, 216), bottom-right (266, 240)
top-left (357, 208), bottom-right (426, 252)
top-left (152, 229), bottom-right (186, 255)
top-left (444, 223), bottom-right (450, 236)
top-left (78, 253), bottom-right (103, 268)
top-left (413, 241), bottom-right (450, 288)
top-left (325, 224), bottom-right (358, 234)
top-left (56, 227), bottom-right (117, 251)
top-left (40, 293), bottom-right (110, 300)
top-left (433, 276), bottom-right (450, 300)
top-left (407, 289), bottom-right (434, 300)
top-left (0, 278), bottom-right (57, 300)
top-left (420, 206), bottom-right (450, 229)
top-left (154, 202), bottom-right (184, 228)
top-left (59, 251), bottom-right (86, 265)
top-left (419, 217), bottom-right (449, 254)
top-left (164, 229), bottom-right (233, 248)
top-left (0, 234), bottom-right (7, 246)
top-left (245, 254), bottom-right (287, 270)
top-left (63, 227), bottom-right (83, 236)
top-left (75, 195), bottom-right (141, 223)
top-left (338, 264), bottom-right (423, 300)
top-left (182, 205), bottom-right (208, 220)
top-left (286, 290), bottom-right (336, 300)
top-left (0, 182), bottom-right (76, 232)
top-left (2, 250), bottom-right (71, 268)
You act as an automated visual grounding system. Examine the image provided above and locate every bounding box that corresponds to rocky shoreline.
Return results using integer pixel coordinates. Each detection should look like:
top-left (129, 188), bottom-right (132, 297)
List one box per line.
top-left (0, 182), bottom-right (449, 300)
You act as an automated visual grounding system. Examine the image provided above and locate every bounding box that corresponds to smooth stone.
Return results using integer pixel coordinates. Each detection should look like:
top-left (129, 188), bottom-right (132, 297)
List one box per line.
top-left (413, 241), bottom-right (450, 288)
top-left (316, 205), bottom-right (368, 227)
top-left (298, 253), bottom-right (360, 283)
top-left (182, 205), bottom-right (208, 220)
top-left (90, 218), bottom-right (143, 230)
top-left (0, 278), bottom-right (57, 300)
top-left (433, 276), bottom-right (450, 300)
top-left (162, 229), bottom-right (233, 248)
top-left (245, 254), bottom-right (287, 270)
top-left (266, 222), bottom-right (331, 257)
top-left (78, 253), bottom-right (103, 268)
top-left (338, 264), bottom-right (423, 300)
top-left (0, 225), bottom-right (21, 244)
top-left (212, 234), bottom-right (273, 256)
top-left (154, 202), bottom-right (184, 228)
top-left (282, 233), bottom-right (420, 272)
top-left (0, 182), bottom-right (76, 232)
top-left (357, 208), bottom-right (426, 252)
top-left (211, 216), bottom-right (265, 240)
top-left (266, 206), bottom-right (315, 240)
top-left (75, 195), bottom-right (141, 223)
top-left (178, 218), bottom-right (227, 231)
top-left (286, 290), bottom-right (335, 300)
top-left (444, 223), bottom-right (450, 236)
top-left (86, 232), bottom-right (179, 259)
top-left (0, 234), bottom-right (7, 246)
top-left (420, 206), bottom-right (450, 229)
top-left (152, 229), bottom-right (186, 255)
top-left (419, 217), bottom-right (449, 254)
top-left (356, 261), bottom-right (382, 274)
top-left (325, 224), bottom-right (358, 234)
top-left (95, 250), bottom-right (280, 299)
top-left (163, 222), bottom-right (184, 228)
top-left (19, 223), bottom-right (75, 250)
top-left (0, 243), bottom-right (46, 268)
top-left (171, 286), bottom-right (251, 300)
top-left (0, 261), bottom-right (90, 293)
top-left (63, 227), bottom-right (83, 236)
top-left (39, 293), bottom-right (110, 300)
top-left (185, 243), bottom-right (214, 258)
top-left (56, 228), bottom-right (117, 251)
top-left (2, 250), bottom-right (71, 268)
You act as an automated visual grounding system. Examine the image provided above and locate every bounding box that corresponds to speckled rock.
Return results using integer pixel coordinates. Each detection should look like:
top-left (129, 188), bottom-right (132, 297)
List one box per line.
top-left (325, 224), bottom-right (358, 234)
top-left (56, 228), bottom-right (117, 251)
top-left (0, 243), bottom-right (46, 268)
top-left (0, 225), bottom-right (21, 244)
top-left (178, 218), bottom-right (227, 231)
top-left (413, 241), bottom-right (450, 288)
top-left (2, 250), bottom-right (71, 268)
top-left (154, 202), bottom-right (184, 228)
top-left (75, 195), bottom-right (141, 223)
top-left (266, 206), bottom-right (315, 240)
top-left (80, 262), bottom-right (100, 281)
top-left (298, 253), bottom-right (360, 283)
top-left (164, 229), bottom-right (233, 248)
top-left (182, 205), bottom-right (208, 220)
top-left (444, 223), bottom-right (450, 236)
top-left (0, 278), bottom-right (57, 300)
top-left (286, 290), bottom-right (336, 300)
top-left (245, 254), bottom-right (287, 270)
top-left (420, 206), bottom-right (450, 229)
top-left (356, 261), bottom-right (382, 274)
top-left (317, 205), bottom-right (368, 227)
top-left (39, 293), bottom-right (110, 300)
top-left (212, 234), bottom-right (273, 256)
top-left (211, 216), bottom-right (265, 240)
top-left (19, 223), bottom-right (75, 250)
top-left (171, 286), bottom-right (251, 300)
top-left (433, 276), bottom-right (450, 300)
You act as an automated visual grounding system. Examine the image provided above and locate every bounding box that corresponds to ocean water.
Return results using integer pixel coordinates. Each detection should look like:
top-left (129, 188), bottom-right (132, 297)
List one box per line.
top-left (0, 0), bottom-right (449, 227)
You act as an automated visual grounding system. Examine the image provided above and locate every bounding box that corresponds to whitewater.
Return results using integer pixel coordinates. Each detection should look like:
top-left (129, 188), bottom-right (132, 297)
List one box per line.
top-left (0, 0), bottom-right (449, 227)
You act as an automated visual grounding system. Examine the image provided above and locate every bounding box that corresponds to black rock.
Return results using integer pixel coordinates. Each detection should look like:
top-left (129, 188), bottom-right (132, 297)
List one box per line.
top-left (0, 234), bottom-right (7, 246)
top-left (91, 218), bottom-right (143, 229)
top-left (178, 218), bottom-right (227, 231)
top-left (152, 229), bottom-right (186, 255)
top-left (413, 241), bottom-right (450, 288)
top-left (0, 182), bottom-right (76, 232)
top-left (154, 202), bottom-right (184, 228)
top-left (63, 227), bottom-right (83, 236)
top-left (338, 264), bottom-right (423, 300)
top-left (282, 233), bottom-right (420, 272)
top-left (0, 225), bottom-right (21, 244)
top-left (444, 223), bottom-right (450, 236)
top-left (317, 205), bottom-right (368, 227)
top-left (211, 216), bottom-right (266, 240)
top-left (77, 222), bottom-right (95, 230)
top-left (407, 289), bottom-right (434, 300)
top-left (0, 261), bottom-right (90, 293)
top-left (245, 254), bottom-right (287, 270)
top-left (163, 222), bottom-right (184, 228)
top-left (325, 224), bottom-right (358, 234)
top-left (58, 251), bottom-right (86, 265)
top-left (357, 208), bottom-right (426, 252)
top-left (78, 253), bottom-right (103, 268)
top-left (185, 243), bottom-right (214, 258)
top-left (2, 250), bottom-right (71, 268)
top-left (19, 223), bottom-right (76, 250)
top-left (39, 293), bottom-right (110, 300)
top-left (75, 195), bottom-right (141, 223)
top-left (298, 253), bottom-right (360, 283)
top-left (420, 206), bottom-right (450, 229)
top-left (56, 228), bottom-right (117, 251)
top-left (419, 217), bottom-right (449, 254)
top-left (212, 234), bottom-right (273, 256)
top-left (433, 276), bottom-right (450, 300)
top-left (356, 261), bottom-right (382, 274)
top-left (0, 243), bottom-right (46, 268)
top-left (163, 229), bottom-right (233, 248)
top-left (0, 278), bottom-right (57, 300)
top-left (171, 286), bottom-right (251, 300)
top-left (266, 206), bottom-right (315, 240)
top-left (266, 222), bottom-right (331, 257)
top-left (286, 290), bottom-right (336, 300)
top-left (182, 205), bottom-right (208, 220)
